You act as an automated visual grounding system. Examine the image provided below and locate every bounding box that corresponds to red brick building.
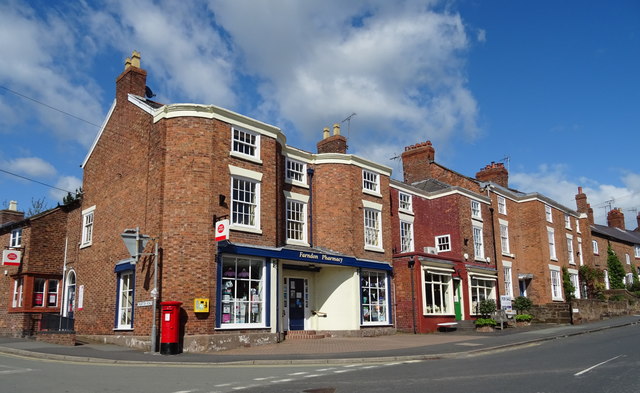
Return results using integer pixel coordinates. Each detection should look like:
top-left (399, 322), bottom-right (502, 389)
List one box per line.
top-left (0, 201), bottom-right (80, 337)
top-left (70, 52), bottom-right (394, 351)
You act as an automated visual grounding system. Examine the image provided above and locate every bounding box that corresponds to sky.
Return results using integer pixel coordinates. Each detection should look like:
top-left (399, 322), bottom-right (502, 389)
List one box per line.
top-left (0, 0), bottom-right (638, 228)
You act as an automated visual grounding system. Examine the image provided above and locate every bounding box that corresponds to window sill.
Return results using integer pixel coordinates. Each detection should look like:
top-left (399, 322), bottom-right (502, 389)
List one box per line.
top-left (362, 189), bottom-right (382, 198)
top-left (398, 208), bottom-right (414, 216)
top-left (230, 225), bottom-right (263, 235)
top-left (229, 151), bottom-right (263, 165)
top-left (216, 325), bottom-right (267, 330)
top-left (113, 328), bottom-right (133, 331)
top-left (364, 245), bottom-right (385, 253)
top-left (423, 313), bottom-right (455, 317)
top-left (550, 257), bottom-right (558, 262)
top-left (501, 252), bottom-right (515, 258)
top-left (285, 178), bottom-right (309, 189)
top-left (286, 239), bottom-right (310, 247)
top-left (471, 216), bottom-right (483, 222)
top-left (361, 322), bottom-right (392, 327)
top-left (79, 242), bottom-right (92, 249)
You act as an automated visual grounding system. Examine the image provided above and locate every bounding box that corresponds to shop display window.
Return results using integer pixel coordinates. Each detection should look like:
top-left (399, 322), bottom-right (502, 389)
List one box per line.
top-left (361, 270), bottom-right (388, 325)
top-left (221, 256), bottom-right (265, 327)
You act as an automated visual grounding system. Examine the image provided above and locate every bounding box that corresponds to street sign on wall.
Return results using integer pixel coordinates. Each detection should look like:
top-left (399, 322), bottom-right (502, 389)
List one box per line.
top-left (215, 219), bottom-right (229, 241)
top-left (2, 250), bottom-right (21, 266)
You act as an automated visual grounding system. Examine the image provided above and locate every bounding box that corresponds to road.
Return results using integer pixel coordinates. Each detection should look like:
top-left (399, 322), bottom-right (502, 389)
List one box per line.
top-left (1, 324), bottom-right (638, 393)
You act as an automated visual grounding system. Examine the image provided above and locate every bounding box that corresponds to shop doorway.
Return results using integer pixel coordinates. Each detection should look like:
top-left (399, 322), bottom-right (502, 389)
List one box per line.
top-left (453, 278), bottom-right (463, 320)
top-left (287, 278), bottom-right (306, 330)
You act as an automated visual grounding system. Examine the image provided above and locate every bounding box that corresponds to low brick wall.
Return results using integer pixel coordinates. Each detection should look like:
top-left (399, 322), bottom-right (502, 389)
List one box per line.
top-left (36, 331), bottom-right (76, 346)
top-left (532, 291), bottom-right (640, 325)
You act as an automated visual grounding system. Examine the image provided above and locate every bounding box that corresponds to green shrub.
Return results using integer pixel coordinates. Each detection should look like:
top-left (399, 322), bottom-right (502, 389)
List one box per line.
top-left (515, 314), bottom-right (533, 322)
top-left (478, 299), bottom-right (497, 318)
top-left (609, 294), bottom-right (625, 302)
top-left (513, 296), bottom-right (533, 314)
top-left (475, 318), bottom-right (497, 327)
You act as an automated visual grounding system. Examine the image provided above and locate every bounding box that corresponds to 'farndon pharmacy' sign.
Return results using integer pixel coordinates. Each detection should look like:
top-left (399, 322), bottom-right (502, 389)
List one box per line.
top-left (298, 251), bottom-right (344, 263)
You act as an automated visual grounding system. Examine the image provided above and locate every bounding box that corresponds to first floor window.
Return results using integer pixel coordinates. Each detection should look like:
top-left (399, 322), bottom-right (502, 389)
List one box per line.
top-left (592, 240), bottom-right (599, 255)
top-left (500, 223), bottom-right (510, 254)
top-left (567, 237), bottom-right (575, 264)
top-left (473, 226), bottom-right (484, 260)
top-left (81, 206), bottom-right (95, 247)
top-left (364, 208), bottom-right (382, 249)
top-left (436, 235), bottom-right (451, 252)
top-left (361, 271), bottom-right (389, 324)
top-left (221, 256), bottom-right (265, 326)
top-left (635, 245), bottom-right (640, 258)
top-left (550, 268), bottom-right (563, 301)
top-left (286, 200), bottom-right (306, 243)
top-left (470, 277), bottom-right (496, 314)
top-left (400, 221), bottom-right (413, 253)
top-left (116, 271), bottom-right (134, 329)
top-left (232, 177), bottom-right (259, 228)
top-left (10, 228), bottom-right (22, 248)
top-left (12, 278), bottom-right (23, 308)
top-left (423, 270), bottom-right (453, 314)
top-left (548, 228), bottom-right (557, 260)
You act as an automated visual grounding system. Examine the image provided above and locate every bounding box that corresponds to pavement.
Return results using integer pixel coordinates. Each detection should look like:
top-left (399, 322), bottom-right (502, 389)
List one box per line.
top-left (0, 315), bottom-right (638, 365)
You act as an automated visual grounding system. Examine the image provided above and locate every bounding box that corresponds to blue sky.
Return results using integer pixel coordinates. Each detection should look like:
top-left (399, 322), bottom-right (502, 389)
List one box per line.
top-left (1, 0), bottom-right (638, 228)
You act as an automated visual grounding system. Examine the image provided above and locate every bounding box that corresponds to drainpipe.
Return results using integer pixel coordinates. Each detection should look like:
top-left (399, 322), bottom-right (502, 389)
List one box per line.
top-left (408, 256), bottom-right (416, 334)
top-left (307, 168), bottom-right (315, 247)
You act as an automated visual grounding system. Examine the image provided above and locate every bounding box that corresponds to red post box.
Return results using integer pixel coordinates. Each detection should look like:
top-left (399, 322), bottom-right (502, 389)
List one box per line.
top-left (160, 301), bottom-right (182, 355)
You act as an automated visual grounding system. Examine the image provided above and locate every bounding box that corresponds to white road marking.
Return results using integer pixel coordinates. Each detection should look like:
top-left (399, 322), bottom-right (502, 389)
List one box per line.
top-left (316, 367), bottom-right (337, 371)
top-left (0, 368), bottom-right (33, 375)
top-left (288, 371), bottom-right (308, 375)
top-left (303, 374), bottom-right (324, 378)
top-left (575, 355), bottom-right (623, 376)
top-left (270, 378), bottom-right (294, 383)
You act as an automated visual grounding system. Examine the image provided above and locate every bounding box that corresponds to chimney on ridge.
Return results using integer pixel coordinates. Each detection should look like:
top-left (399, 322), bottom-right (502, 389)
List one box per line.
top-left (607, 208), bottom-right (625, 230)
top-left (116, 50), bottom-right (147, 102)
top-left (476, 162), bottom-right (509, 188)
top-left (317, 123), bottom-right (348, 154)
top-left (575, 187), bottom-right (594, 226)
top-left (401, 141), bottom-right (435, 184)
top-left (0, 200), bottom-right (25, 226)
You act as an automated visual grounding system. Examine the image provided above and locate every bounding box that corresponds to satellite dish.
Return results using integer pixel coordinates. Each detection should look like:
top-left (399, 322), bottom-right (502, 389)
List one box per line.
top-left (145, 86), bottom-right (156, 98)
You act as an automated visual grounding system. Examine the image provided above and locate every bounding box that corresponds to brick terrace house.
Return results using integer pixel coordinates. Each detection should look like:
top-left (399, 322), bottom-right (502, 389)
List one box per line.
top-left (0, 201), bottom-right (80, 337)
top-left (588, 205), bottom-right (640, 288)
top-left (390, 176), bottom-right (497, 333)
top-left (396, 141), bottom-right (592, 311)
top-left (72, 52), bottom-right (394, 352)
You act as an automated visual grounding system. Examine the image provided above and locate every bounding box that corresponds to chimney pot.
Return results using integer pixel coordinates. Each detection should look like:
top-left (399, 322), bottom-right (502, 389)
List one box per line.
top-left (8, 200), bottom-right (18, 211)
top-left (323, 127), bottom-right (330, 139)
top-left (333, 123), bottom-right (341, 136)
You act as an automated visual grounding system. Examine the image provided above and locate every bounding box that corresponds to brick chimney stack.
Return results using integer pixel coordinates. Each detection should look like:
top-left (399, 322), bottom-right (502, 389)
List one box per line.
top-left (317, 123), bottom-right (348, 154)
top-left (116, 50), bottom-right (147, 102)
top-left (575, 186), bottom-right (594, 225)
top-left (0, 200), bottom-right (25, 226)
top-left (475, 162), bottom-right (508, 188)
top-left (401, 141), bottom-right (435, 184)
top-left (607, 208), bottom-right (625, 230)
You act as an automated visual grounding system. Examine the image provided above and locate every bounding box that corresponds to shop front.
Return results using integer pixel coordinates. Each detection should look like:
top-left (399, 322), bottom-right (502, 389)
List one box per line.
top-left (216, 241), bottom-right (393, 336)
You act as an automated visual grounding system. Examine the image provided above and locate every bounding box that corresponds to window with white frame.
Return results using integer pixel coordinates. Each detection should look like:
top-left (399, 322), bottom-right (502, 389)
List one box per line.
top-left (548, 227), bottom-right (557, 260)
top-left (593, 240), bottom-right (599, 255)
top-left (33, 278), bottom-right (59, 307)
top-left (116, 270), bottom-right (134, 329)
top-left (497, 196), bottom-right (507, 215)
top-left (362, 170), bottom-right (380, 194)
top-left (626, 253), bottom-right (631, 265)
top-left (286, 199), bottom-right (307, 244)
top-left (231, 177), bottom-right (260, 229)
top-left (567, 236), bottom-right (575, 265)
top-left (422, 270), bottom-right (453, 315)
top-left (503, 263), bottom-right (513, 299)
top-left (473, 225), bottom-right (484, 260)
top-left (400, 220), bottom-right (414, 253)
top-left (398, 192), bottom-right (412, 212)
top-left (221, 256), bottom-right (265, 327)
top-left (550, 266), bottom-right (563, 301)
top-left (9, 228), bottom-right (22, 248)
top-left (364, 207), bottom-right (382, 250)
top-left (569, 270), bottom-right (580, 299)
top-left (232, 127), bottom-right (259, 159)
top-left (625, 273), bottom-right (634, 286)
top-left (470, 277), bottom-right (496, 314)
top-left (635, 245), bottom-right (640, 258)
top-left (564, 214), bottom-right (571, 229)
top-left (578, 238), bottom-right (584, 266)
top-left (361, 270), bottom-right (389, 325)
top-left (471, 200), bottom-right (482, 219)
top-left (12, 278), bottom-right (23, 308)
top-left (436, 235), bottom-right (451, 252)
top-left (545, 205), bottom-right (553, 222)
top-left (499, 221), bottom-right (510, 255)
top-left (285, 158), bottom-right (306, 184)
top-left (576, 219), bottom-right (580, 233)
top-left (81, 206), bottom-right (95, 247)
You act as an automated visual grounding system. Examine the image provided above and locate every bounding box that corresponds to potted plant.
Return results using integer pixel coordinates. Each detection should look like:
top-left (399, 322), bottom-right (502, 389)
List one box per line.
top-left (513, 296), bottom-right (534, 327)
top-left (475, 299), bottom-right (497, 332)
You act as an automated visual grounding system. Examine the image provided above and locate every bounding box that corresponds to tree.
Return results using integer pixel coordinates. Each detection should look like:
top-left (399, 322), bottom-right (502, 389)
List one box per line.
top-left (62, 188), bottom-right (83, 205)
top-left (513, 296), bottom-right (533, 315)
top-left (562, 266), bottom-right (576, 301)
top-left (607, 245), bottom-right (626, 290)
top-left (579, 265), bottom-right (604, 299)
top-left (26, 197), bottom-right (49, 217)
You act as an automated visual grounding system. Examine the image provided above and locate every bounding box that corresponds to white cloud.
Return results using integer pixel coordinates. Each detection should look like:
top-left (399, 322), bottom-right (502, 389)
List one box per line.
top-left (511, 165), bottom-right (640, 230)
top-left (476, 28), bottom-right (486, 43)
top-left (50, 176), bottom-right (83, 203)
top-left (5, 157), bottom-right (57, 178)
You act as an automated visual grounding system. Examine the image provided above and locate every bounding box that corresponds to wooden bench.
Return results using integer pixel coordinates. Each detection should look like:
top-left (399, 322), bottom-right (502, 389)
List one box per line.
top-left (491, 310), bottom-right (509, 330)
top-left (437, 322), bottom-right (458, 332)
